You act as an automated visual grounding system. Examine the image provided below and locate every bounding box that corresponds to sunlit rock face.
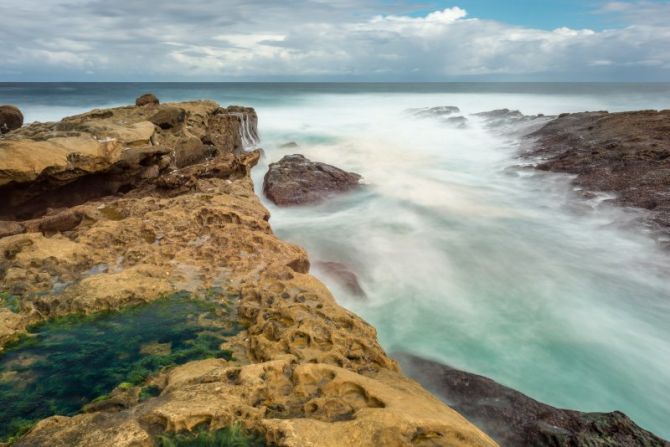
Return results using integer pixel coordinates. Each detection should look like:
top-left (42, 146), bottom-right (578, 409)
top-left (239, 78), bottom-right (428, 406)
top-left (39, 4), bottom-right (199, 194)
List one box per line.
top-left (0, 101), bottom-right (496, 447)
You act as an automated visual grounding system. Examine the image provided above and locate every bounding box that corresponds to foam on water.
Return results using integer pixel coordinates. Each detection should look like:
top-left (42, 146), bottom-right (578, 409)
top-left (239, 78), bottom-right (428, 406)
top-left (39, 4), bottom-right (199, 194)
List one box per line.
top-left (252, 91), bottom-right (670, 438)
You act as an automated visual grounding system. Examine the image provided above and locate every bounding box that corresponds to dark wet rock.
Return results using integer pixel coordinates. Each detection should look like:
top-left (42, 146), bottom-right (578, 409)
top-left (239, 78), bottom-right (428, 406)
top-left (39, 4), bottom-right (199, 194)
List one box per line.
top-left (408, 106), bottom-right (461, 118)
top-left (263, 154), bottom-right (362, 206)
top-left (474, 109), bottom-right (545, 127)
top-left (446, 116), bottom-right (468, 128)
top-left (314, 261), bottom-right (366, 298)
top-left (135, 93), bottom-right (159, 107)
top-left (0, 105), bottom-right (24, 134)
top-left (149, 107), bottom-right (185, 130)
top-left (280, 141), bottom-right (299, 148)
top-left (527, 110), bottom-right (670, 234)
top-left (396, 353), bottom-right (670, 447)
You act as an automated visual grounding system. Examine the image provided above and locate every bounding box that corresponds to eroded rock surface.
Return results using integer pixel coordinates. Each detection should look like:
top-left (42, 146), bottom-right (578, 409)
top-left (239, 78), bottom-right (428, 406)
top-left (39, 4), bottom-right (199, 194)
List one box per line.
top-left (0, 102), bottom-right (495, 447)
top-left (263, 154), bottom-right (362, 206)
top-left (397, 354), bottom-right (669, 447)
top-left (527, 110), bottom-right (670, 234)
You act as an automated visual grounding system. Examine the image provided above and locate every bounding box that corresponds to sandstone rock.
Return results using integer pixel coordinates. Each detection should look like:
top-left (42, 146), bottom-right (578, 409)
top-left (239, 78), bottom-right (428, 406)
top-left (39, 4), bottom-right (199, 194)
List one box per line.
top-left (0, 105), bottom-right (23, 134)
top-left (397, 354), bottom-right (669, 447)
top-left (149, 107), bottom-right (185, 130)
top-left (0, 221), bottom-right (25, 239)
top-left (135, 93), bottom-right (159, 107)
top-left (263, 154), bottom-right (362, 206)
top-left (38, 210), bottom-right (83, 233)
top-left (0, 101), bottom-right (496, 447)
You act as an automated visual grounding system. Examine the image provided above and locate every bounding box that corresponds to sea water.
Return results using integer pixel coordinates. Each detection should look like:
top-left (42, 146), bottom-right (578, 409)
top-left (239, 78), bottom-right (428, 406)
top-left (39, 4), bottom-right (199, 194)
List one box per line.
top-left (2, 82), bottom-right (670, 438)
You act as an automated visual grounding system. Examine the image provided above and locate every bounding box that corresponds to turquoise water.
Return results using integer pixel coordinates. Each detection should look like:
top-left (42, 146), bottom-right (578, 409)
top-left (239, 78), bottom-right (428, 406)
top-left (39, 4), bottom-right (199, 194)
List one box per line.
top-left (0, 293), bottom-right (239, 441)
top-left (2, 83), bottom-right (670, 438)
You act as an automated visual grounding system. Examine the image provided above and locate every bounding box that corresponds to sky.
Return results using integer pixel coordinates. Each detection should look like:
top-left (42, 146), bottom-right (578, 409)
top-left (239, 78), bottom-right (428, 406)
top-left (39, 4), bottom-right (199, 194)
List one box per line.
top-left (1, 0), bottom-right (669, 81)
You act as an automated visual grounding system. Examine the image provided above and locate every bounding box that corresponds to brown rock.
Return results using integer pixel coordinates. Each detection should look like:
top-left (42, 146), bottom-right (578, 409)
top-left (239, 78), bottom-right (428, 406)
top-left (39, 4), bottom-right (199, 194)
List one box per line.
top-left (0, 105), bottom-right (24, 133)
top-left (38, 210), bottom-right (83, 233)
top-left (314, 261), bottom-right (366, 298)
top-left (263, 154), bottom-right (362, 206)
top-left (397, 354), bottom-right (669, 447)
top-left (0, 221), bottom-right (25, 239)
top-left (135, 93), bottom-right (159, 107)
top-left (149, 107), bottom-right (185, 130)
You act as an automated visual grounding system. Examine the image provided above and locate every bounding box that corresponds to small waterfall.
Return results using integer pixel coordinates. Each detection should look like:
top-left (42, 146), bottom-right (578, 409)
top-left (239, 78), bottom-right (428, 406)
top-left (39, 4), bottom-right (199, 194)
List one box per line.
top-left (234, 112), bottom-right (260, 149)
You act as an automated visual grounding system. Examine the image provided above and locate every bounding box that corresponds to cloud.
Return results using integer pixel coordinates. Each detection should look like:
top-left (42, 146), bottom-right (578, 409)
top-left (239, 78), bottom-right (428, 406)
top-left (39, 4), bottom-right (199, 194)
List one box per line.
top-left (0, 0), bottom-right (668, 80)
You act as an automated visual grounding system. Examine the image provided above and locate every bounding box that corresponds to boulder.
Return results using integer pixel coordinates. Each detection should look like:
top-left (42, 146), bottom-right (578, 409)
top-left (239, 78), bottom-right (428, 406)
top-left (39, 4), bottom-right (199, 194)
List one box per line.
top-left (135, 93), bottom-right (159, 107)
top-left (149, 107), bottom-right (185, 130)
top-left (396, 353), bottom-right (670, 447)
top-left (0, 105), bottom-right (24, 134)
top-left (263, 154), bottom-right (362, 206)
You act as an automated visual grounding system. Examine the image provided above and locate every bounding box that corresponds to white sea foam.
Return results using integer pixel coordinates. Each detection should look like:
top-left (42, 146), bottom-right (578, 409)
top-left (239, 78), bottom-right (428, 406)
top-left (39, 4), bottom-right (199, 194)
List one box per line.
top-left (253, 91), bottom-right (670, 438)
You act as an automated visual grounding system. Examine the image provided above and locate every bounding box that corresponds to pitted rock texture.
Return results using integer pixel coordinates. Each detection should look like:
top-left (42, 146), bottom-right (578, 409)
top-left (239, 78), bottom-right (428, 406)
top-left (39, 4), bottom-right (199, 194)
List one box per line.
top-left (397, 354), bottom-right (669, 447)
top-left (0, 101), bottom-right (257, 220)
top-left (263, 154), bottom-right (362, 206)
top-left (527, 110), bottom-right (670, 236)
top-left (0, 102), bottom-right (496, 447)
top-left (0, 105), bottom-right (23, 134)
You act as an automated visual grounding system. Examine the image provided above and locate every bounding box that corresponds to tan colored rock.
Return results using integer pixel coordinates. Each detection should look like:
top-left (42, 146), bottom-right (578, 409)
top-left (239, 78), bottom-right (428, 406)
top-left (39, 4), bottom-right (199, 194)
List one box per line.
top-left (0, 101), bottom-right (496, 447)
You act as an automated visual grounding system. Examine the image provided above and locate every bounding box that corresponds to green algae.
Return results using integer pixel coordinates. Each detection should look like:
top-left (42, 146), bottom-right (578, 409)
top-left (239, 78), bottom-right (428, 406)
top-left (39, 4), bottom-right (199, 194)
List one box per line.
top-left (0, 293), bottom-right (242, 442)
top-left (158, 424), bottom-right (266, 447)
top-left (0, 291), bottom-right (20, 313)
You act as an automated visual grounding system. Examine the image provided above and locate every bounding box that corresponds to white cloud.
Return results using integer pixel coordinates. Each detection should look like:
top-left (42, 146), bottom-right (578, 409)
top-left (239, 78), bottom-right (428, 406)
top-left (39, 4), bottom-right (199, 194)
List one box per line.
top-left (0, 1), bottom-right (668, 80)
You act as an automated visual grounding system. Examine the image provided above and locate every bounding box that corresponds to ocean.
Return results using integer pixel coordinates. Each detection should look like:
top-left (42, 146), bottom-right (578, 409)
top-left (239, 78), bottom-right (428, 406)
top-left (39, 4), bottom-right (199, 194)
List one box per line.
top-left (2, 82), bottom-right (670, 437)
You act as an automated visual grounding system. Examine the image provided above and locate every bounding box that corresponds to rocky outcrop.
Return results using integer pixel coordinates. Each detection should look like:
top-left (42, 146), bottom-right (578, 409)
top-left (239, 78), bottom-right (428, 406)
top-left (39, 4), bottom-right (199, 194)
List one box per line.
top-left (408, 106), bottom-right (468, 127)
top-left (0, 102), bottom-right (496, 447)
top-left (397, 354), bottom-right (669, 447)
top-left (526, 110), bottom-right (670, 235)
top-left (0, 105), bottom-right (23, 134)
top-left (135, 93), bottom-right (160, 107)
top-left (0, 101), bottom-right (257, 220)
top-left (263, 154), bottom-right (362, 206)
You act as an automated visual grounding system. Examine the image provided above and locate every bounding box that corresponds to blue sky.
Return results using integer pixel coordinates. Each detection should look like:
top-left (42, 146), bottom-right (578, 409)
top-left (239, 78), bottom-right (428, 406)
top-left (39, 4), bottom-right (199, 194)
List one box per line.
top-left (414, 0), bottom-right (612, 29)
top-left (0, 0), bottom-right (669, 81)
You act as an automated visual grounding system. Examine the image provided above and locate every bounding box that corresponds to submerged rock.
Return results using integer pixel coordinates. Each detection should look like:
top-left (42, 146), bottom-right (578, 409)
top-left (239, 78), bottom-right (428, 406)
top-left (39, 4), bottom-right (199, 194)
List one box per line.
top-left (408, 106), bottom-right (461, 118)
top-left (135, 93), bottom-right (159, 107)
top-left (397, 353), bottom-right (670, 447)
top-left (263, 154), bottom-right (362, 206)
top-left (314, 260), bottom-right (366, 298)
top-left (0, 105), bottom-right (23, 134)
top-left (527, 110), bottom-right (670, 235)
top-left (474, 108), bottom-right (545, 127)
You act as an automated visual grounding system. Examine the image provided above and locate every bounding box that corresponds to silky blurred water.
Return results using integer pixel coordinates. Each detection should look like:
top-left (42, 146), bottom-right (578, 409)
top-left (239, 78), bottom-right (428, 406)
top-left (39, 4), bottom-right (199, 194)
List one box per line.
top-left (2, 83), bottom-right (670, 437)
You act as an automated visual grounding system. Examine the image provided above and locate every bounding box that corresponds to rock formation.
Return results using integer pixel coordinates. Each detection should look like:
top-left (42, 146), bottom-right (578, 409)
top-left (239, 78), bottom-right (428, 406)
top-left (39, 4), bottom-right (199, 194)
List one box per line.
top-left (263, 154), bottom-right (362, 206)
top-left (0, 101), bottom-right (496, 447)
top-left (0, 105), bottom-right (23, 134)
top-left (526, 110), bottom-right (670, 236)
top-left (397, 354), bottom-right (670, 447)
top-left (136, 93), bottom-right (160, 107)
